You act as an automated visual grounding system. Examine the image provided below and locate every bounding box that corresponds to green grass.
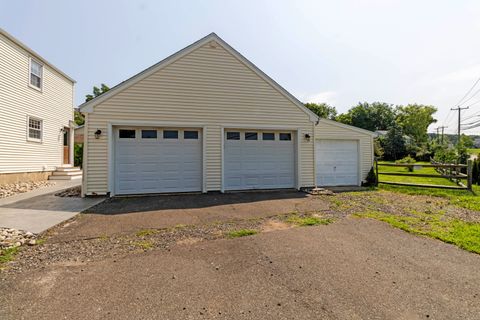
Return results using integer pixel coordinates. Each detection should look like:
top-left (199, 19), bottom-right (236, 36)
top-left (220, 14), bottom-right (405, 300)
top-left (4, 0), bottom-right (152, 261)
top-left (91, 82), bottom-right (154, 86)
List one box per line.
top-left (377, 161), bottom-right (458, 186)
top-left (0, 247), bottom-right (20, 265)
top-left (355, 210), bottom-right (480, 254)
top-left (227, 229), bottom-right (258, 238)
top-left (136, 229), bottom-right (158, 237)
top-left (467, 148), bottom-right (480, 155)
top-left (287, 216), bottom-right (334, 226)
top-left (132, 240), bottom-right (154, 250)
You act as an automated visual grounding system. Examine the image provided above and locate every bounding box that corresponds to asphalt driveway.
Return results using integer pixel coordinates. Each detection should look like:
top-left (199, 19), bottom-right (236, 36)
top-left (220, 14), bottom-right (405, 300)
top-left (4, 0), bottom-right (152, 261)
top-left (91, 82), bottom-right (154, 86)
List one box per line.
top-left (1, 190), bottom-right (480, 319)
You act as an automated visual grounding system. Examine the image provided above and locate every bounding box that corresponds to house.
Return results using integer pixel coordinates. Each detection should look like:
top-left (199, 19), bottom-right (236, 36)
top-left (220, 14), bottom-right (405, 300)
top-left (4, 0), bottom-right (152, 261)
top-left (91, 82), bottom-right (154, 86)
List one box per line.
top-left (78, 33), bottom-right (374, 196)
top-left (0, 28), bottom-right (81, 183)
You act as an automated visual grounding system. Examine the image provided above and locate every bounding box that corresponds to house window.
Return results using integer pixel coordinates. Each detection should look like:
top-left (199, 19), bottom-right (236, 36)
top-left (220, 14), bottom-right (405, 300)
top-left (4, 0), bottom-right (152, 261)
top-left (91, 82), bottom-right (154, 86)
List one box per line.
top-left (184, 131), bottom-right (199, 139)
top-left (163, 130), bottom-right (178, 139)
top-left (29, 58), bottom-right (43, 90)
top-left (280, 133), bottom-right (291, 141)
top-left (262, 132), bottom-right (275, 141)
top-left (226, 132), bottom-right (240, 140)
top-left (27, 117), bottom-right (42, 141)
top-left (119, 129), bottom-right (136, 138)
top-left (141, 130), bottom-right (157, 139)
top-left (245, 132), bottom-right (258, 140)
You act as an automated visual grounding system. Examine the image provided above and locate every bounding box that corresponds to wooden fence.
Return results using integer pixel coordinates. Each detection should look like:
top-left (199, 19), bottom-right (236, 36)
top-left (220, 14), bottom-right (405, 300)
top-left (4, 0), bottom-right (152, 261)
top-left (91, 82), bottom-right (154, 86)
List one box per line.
top-left (375, 159), bottom-right (473, 191)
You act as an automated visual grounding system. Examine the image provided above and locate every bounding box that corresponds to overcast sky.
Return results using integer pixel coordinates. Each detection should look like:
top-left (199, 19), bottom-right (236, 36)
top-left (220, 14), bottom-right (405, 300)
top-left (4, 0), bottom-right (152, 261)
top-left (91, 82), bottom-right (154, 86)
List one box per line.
top-left (2, 0), bottom-right (480, 134)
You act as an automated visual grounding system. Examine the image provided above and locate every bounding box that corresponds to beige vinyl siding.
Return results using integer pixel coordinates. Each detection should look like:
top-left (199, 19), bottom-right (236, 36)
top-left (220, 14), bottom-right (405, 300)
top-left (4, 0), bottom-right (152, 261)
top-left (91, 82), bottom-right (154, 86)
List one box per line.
top-left (85, 42), bottom-right (314, 194)
top-left (0, 33), bottom-right (74, 174)
top-left (314, 120), bottom-right (374, 182)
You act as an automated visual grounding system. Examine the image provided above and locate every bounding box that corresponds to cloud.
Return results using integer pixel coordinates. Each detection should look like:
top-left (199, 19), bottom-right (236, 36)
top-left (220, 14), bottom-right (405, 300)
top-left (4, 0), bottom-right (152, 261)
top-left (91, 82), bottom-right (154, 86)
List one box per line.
top-left (302, 91), bottom-right (338, 105)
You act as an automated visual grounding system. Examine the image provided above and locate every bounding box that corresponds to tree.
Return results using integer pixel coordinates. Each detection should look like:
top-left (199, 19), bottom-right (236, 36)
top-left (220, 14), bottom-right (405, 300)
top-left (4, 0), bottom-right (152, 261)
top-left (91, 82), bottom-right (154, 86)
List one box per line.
top-left (382, 123), bottom-right (406, 160)
top-left (395, 104), bottom-right (437, 145)
top-left (336, 102), bottom-right (395, 132)
top-left (75, 83), bottom-right (111, 127)
top-left (304, 103), bottom-right (337, 120)
top-left (85, 83), bottom-right (110, 102)
top-left (74, 109), bottom-right (84, 126)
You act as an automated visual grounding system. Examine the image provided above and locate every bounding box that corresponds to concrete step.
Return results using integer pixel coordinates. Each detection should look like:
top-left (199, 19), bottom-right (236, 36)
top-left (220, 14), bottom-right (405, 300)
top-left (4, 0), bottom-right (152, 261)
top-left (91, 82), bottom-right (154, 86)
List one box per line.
top-left (49, 175), bottom-right (82, 181)
top-left (51, 170), bottom-right (83, 176)
top-left (55, 167), bottom-right (81, 172)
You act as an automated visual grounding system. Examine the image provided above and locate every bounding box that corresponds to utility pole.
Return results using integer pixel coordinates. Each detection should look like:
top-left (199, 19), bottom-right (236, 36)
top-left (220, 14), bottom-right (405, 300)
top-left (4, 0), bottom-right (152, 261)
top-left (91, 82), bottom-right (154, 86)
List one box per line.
top-left (436, 125), bottom-right (448, 144)
top-left (451, 106), bottom-right (469, 144)
top-left (435, 127), bottom-right (440, 141)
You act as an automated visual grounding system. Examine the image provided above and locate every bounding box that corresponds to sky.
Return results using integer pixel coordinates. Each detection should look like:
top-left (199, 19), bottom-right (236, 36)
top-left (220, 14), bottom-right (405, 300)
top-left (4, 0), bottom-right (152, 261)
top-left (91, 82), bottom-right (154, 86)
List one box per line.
top-left (2, 0), bottom-right (480, 134)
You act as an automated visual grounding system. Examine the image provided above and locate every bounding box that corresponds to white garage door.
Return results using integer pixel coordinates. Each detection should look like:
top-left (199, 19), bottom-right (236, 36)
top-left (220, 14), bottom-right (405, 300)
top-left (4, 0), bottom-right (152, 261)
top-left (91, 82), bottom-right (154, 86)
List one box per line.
top-left (316, 139), bottom-right (359, 186)
top-left (224, 130), bottom-right (295, 190)
top-left (114, 128), bottom-right (202, 195)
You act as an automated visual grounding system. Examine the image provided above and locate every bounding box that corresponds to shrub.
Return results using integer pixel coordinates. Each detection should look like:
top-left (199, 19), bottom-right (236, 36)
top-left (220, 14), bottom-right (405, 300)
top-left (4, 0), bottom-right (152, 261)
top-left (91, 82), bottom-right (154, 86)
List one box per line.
top-left (74, 143), bottom-right (83, 168)
top-left (363, 166), bottom-right (377, 186)
top-left (396, 155), bottom-right (416, 172)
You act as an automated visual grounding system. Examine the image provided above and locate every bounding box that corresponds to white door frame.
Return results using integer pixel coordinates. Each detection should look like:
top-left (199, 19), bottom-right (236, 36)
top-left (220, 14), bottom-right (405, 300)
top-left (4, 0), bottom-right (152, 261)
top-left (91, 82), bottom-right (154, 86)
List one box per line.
top-left (220, 125), bottom-right (301, 192)
top-left (107, 121), bottom-right (207, 197)
top-left (315, 138), bottom-right (361, 186)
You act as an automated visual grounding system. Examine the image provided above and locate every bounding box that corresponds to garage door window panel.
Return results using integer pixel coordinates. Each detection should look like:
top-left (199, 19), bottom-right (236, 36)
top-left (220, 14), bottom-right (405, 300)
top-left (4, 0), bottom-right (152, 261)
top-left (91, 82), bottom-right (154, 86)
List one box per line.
top-left (141, 130), bottom-right (157, 139)
top-left (227, 132), bottom-right (240, 140)
top-left (262, 133), bottom-right (275, 141)
top-left (245, 132), bottom-right (258, 140)
top-left (163, 130), bottom-right (178, 139)
top-left (184, 130), bottom-right (199, 139)
top-left (280, 133), bottom-right (291, 141)
top-left (119, 129), bottom-right (136, 139)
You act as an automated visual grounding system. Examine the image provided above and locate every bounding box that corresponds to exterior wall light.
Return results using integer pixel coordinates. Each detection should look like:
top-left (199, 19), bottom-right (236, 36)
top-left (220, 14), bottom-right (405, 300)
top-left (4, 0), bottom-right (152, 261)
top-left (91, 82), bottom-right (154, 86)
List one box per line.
top-left (94, 129), bottom-right (102, 139)
top-left (304, 133), bottom-right (311, 141)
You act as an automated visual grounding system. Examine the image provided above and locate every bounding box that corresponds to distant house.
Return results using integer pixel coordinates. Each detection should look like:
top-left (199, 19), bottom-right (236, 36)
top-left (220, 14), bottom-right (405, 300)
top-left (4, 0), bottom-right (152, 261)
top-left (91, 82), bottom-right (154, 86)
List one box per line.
top-left (78, 33), bottom-right (374, 196)
top-left (0, 28), bottom-right (81, 183)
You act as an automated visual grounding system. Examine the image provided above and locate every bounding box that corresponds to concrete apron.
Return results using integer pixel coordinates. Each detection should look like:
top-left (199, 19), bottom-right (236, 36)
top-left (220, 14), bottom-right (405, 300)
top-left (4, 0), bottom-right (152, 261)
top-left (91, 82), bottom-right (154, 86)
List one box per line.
top-left (0, 181), bottom-right (105, 234)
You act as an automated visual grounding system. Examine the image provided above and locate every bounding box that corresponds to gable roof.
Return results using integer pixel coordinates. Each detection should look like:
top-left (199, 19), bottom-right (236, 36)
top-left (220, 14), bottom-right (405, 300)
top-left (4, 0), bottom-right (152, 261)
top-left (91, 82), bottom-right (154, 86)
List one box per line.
top-left (78, 33), bottom-right (318, 121)
top-left (318, 118), bottom-right (376, 137)
top-left (0, 28), bottom-right (75, 83)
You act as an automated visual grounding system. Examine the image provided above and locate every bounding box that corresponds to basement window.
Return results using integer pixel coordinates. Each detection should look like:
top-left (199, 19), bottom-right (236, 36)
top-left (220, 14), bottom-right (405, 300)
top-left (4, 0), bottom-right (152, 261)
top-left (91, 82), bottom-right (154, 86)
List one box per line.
top-left (163, 130), bottom-right (178, 139)
top-left (262, 133), bottom-right (275, 141)
top-left (119, 129), bottom-right (136, 139)
top-left (226, 132), bottom-right (240, 140)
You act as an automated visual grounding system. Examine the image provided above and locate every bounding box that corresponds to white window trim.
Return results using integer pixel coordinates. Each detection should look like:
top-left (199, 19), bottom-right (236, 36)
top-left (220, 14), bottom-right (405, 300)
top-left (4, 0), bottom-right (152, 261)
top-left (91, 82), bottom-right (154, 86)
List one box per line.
top-left (28, 58), bottom-right (43, 92)
top-left (26, 116), bottom-right (43, 143)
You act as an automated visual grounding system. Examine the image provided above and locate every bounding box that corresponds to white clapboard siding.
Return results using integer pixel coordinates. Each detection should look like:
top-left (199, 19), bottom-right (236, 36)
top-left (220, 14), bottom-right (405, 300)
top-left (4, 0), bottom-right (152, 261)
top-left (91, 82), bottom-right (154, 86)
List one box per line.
top-left (314, 119), bottom-right (374, 182)
top-left (85, 41), bottom-right (314, 194)
top-left (0, 32), bottom-right (74, 174)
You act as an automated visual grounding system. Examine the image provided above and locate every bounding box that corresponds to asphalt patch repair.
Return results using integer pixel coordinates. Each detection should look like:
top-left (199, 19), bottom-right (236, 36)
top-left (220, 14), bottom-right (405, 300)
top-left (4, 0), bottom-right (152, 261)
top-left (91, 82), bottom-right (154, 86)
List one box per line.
top-left (1, 190), bottom-right (480, 319)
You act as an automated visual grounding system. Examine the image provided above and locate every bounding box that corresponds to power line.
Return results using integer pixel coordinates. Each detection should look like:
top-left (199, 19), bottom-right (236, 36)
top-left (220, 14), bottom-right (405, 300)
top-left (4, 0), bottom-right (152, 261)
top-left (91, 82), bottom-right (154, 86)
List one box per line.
top-left (456, 76), bottom-right (480, 106)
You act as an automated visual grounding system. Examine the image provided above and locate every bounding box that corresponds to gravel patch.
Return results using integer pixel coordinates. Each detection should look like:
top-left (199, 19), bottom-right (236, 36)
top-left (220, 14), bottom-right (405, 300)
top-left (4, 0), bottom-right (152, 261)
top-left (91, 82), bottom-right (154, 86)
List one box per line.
top-left (0, 181), bottom-right (55, 199)
top-left (55, 186), bottom-right (81, 198)
top-left (0, 228), bottom-right (37, 250)
top-left (0, 212), bottom-right (330, 276)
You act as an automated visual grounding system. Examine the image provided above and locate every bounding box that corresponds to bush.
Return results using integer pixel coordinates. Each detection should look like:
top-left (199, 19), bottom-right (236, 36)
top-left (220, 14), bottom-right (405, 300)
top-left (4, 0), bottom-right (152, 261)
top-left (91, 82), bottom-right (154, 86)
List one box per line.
top-left (363, 166), bottom-right (377, 186)
top-left (396, 155), bottom-right (416, 164)
top-left (74, 143), bottom-right (83, 168)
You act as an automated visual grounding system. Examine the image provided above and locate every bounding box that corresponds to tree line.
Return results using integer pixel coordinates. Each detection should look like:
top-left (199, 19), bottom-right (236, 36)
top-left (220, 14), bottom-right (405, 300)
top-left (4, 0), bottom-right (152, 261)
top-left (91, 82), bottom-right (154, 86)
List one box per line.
top-left (305, 102), bottom-right (473, 163)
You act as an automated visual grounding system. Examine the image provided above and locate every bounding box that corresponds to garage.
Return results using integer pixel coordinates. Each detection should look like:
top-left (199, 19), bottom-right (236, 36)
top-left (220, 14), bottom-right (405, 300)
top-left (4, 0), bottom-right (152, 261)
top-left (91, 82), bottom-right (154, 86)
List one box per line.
top-left (114, 127), bottom-right (202, 195)
top-left (224, 130), bottom-right (296, 190)
top-left (316, 139), bottom-right (359, 186)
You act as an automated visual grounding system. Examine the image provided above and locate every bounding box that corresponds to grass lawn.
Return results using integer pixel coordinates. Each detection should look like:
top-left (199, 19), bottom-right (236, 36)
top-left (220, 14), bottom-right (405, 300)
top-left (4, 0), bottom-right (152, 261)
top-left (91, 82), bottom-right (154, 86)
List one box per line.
top-left (467, 148), bottom-right (480, 156)
top-left (355, 210), bottom-right (480, 254)
top-left (377, 161), bottom-right (480, 211)
top-left (377, 161), bottom-right (458, 186)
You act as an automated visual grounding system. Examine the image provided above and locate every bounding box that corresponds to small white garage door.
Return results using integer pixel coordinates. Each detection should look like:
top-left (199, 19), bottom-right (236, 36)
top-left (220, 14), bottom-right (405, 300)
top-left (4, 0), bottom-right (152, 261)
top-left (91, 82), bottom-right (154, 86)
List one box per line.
top-left (316, 139), bottom-right (359, 186)
top-left (114, 128), bottom-right (202, 195)
top-left (224, 130), bottom-right (295, 190)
